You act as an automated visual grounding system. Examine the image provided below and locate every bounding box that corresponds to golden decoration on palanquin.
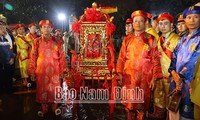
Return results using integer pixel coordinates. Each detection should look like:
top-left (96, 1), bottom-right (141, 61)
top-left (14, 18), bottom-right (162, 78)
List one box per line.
top-left (71, 2), bottom-right (116, 80)
top-left (92, 2), bottom-right (97, 8)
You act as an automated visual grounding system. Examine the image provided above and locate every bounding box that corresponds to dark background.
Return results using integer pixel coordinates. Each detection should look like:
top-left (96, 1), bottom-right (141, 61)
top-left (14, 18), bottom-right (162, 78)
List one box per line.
top-left (0, 0), bottom-right (199, 37)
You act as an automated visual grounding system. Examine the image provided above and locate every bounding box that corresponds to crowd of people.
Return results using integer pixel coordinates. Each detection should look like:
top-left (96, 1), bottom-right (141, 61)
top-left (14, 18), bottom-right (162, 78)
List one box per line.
top-left (0, 17), bottom-right (67, 116)
top-left (117, 2), bottom-right (200, 120)
top-left (0, 2), bottom-right (200, 120)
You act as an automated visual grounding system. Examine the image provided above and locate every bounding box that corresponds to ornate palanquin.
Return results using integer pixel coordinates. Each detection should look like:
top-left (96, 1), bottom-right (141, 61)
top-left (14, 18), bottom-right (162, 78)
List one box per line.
top-left (71, 3), bottom-right (116, 80)
top-left (78, 22), bottom-right (111, 79)
top-left (70, 3), bottom-right (118, 119)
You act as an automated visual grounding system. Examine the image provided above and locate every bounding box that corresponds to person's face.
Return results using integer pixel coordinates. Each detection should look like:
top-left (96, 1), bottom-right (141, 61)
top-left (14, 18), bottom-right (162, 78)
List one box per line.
top-left (36, 30), bottom-right (42, 36)
top-left (29, 26), bottom-right (37, 34)
top-left (177, 21), bottom-right (187, 33)
top-left (152, 20), bottom-right (158, 30)
top-left (184, 14), bottom-right (200, 30)
top-left (17, 27), bottom-right (25, 35)
top-left (41, 25), bottom-right (53, 35)
top-left (0, 24), bottom-right (6, 36)
top-left (158, 19), bottom-right (172, 34)
top-left (12, 30), bottom-right (17, 36)
top-left (55, 31), bottom-right (61, 36)
top-left (125, 23), bottom-right (133, 35)
top-left (132, 16), bottom-right (146, 32)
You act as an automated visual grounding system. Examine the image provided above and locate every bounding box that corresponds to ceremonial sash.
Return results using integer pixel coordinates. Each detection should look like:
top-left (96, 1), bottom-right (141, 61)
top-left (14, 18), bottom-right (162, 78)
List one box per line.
top-left (16, 35), bottom-right (32, 61)
top-left (17, 35), bottom-right (32, 47)
top-left (158, 33), bottom-right (179, 77)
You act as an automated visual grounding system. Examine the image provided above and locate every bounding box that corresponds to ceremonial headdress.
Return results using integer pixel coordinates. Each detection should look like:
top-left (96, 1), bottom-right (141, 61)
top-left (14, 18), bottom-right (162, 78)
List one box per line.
top-left (28, 23), bottom-right (36, 28)
top-left (157, 13), bottom-right (174, 23)
top-left (55, 29), bottom-right (61, 33)
top-left (183, 6), bottom-right (200, 18)
top-left (39, 20), bottom-right (54, 28)
top-left (126, 18), bottom-right (133, 24)
top-left (131, 10), bottom-right (147, 19)
top-left (15, 23), bottom-right (26, 29)
top-left (177, 14), bottom-right (184, 22)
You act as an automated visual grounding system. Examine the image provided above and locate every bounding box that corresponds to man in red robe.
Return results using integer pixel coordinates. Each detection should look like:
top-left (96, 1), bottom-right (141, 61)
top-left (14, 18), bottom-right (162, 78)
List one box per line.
top-left (54, 29), bottom-right (61, 38)
top-left (54, 29), bottom-right (64, 45)
top-left (116, 10), bottom-right (162, 120)
top-left (125, 18), bottom-right (134, 36)
top-left (26, 23), bottom-right (37, 40)
top-left (28, 20), bottom-right (66, 117)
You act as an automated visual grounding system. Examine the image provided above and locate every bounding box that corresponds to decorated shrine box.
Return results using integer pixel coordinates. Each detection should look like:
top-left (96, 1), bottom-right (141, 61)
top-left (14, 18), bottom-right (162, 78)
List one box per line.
top-left (78, 22), bottom-right (111, 80)
top-left (72, 3), bottom-right (117, 80)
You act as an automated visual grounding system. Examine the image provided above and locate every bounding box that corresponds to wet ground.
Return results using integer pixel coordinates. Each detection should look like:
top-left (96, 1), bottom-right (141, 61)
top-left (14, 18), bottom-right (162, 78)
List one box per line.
top-left (0, 76), bottom-right (161, 120)
top-left (0, 79), bottom-right (128, 120)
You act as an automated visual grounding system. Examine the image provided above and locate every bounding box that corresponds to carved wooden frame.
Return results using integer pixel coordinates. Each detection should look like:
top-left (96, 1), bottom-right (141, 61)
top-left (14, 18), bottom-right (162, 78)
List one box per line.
top-left (78, 22), bottom-right (110, 78)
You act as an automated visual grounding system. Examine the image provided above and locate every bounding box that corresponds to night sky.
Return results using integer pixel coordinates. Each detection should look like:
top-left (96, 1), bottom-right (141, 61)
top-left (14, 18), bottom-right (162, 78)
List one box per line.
top-left (1, 0), bottom-right (199, 36)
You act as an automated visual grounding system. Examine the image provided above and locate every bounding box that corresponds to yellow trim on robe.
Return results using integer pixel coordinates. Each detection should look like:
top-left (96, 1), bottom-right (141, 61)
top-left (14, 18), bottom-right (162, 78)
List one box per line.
top-left (145, 27), bottom-right (159, 41)
top-left (157, 32), bottom-right (179, 77)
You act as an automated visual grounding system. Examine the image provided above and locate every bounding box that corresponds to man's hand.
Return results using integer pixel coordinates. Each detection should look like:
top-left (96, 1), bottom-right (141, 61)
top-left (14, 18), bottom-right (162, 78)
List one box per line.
top-left (175, 81), bottom-right (183, 91)
top-left (9, 58), bottom-right (14, 65)
top-left (30, 76), bottom-right (36, 81)
top-left (149, 79), bottom-right (156, 90)
top-left (171, 70), bottom-right (181, 83)
top-left (171, 70), bottom-right (183, 91)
